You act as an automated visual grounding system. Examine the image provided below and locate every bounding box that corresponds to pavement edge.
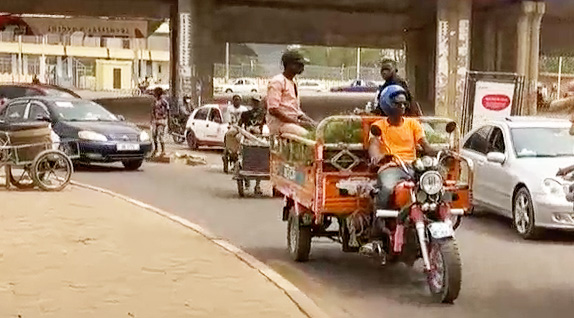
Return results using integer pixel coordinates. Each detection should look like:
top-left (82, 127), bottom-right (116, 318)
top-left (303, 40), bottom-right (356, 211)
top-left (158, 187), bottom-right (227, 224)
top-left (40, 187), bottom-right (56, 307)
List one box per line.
top-left (70, 180), bottom-right (331, 318)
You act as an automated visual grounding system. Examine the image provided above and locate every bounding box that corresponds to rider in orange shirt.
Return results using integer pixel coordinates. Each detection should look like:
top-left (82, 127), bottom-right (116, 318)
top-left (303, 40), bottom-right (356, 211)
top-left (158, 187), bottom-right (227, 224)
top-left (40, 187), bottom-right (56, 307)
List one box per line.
top-left (369, 85), bottom-right (436, 209)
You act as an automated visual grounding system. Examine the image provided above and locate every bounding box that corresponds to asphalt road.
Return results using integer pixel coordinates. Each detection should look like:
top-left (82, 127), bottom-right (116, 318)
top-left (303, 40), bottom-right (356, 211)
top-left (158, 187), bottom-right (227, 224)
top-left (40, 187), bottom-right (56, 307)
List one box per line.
top-left (73, 144), bottom-right (574, 318)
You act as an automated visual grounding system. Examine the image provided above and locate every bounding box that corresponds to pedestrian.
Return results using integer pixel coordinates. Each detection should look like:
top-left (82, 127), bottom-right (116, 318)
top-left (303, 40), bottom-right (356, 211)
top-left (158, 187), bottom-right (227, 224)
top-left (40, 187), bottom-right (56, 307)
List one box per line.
top-left (32, 75), bottom-right (40, 85)
top-left (266, 49), bottom-right (316, 137)
top-left (228, 95), bottom-right (249, 125)
top-left (151, 87), bottom-right (169, 157)
top-left (239, 95), bottom-right (266, 134)
top-left (374, 58), bottom-right (422, 117)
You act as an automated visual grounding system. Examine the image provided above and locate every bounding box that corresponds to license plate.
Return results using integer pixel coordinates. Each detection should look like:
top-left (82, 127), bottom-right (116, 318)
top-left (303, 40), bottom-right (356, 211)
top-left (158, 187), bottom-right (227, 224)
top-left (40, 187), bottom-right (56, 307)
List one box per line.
top-left (116, 143), bottom-right (140, 151)
top-left (428, 222), bottom-right (454, 239)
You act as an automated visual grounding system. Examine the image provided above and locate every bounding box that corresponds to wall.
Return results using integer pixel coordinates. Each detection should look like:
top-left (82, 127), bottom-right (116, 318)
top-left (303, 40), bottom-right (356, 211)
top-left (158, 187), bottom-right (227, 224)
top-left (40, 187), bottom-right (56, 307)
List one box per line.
top-left (95, 59), bottom-right (132, 91)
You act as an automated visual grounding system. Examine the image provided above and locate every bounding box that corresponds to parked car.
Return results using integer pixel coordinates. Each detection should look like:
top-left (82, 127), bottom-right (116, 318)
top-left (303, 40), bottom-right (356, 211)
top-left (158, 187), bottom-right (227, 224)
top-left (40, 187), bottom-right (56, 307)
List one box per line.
top-left (0, 83), bottom-right (81, 99)
top-left (330, 79), bottom-right (379, 93)
top-left (185, 104), bottom-right (235, 149)
top-left (0, 96), bottom-right (152, 170)
top-left (215, 78), bottom-right (259, 94)
top-left (461, 117), bottom-right (574, 239)
top-left (298, 80), bottom-right (327, 93)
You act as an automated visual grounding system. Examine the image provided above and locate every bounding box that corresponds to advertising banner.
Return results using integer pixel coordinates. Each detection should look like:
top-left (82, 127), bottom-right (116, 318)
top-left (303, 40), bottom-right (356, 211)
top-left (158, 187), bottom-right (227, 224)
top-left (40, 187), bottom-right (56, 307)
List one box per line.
top-left (472, 81), bottom-right (516, 127)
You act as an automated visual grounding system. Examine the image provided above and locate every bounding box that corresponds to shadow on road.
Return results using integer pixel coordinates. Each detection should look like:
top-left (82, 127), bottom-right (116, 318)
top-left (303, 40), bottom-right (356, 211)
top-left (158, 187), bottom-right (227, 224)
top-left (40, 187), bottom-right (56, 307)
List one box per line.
top-left (464, 213), bottom-right (574, 245)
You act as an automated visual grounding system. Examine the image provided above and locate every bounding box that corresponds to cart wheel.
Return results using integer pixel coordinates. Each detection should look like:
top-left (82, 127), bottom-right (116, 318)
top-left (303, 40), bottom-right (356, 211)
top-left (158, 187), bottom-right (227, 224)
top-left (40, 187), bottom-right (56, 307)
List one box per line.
top-left (8, 166), bottom-right (35, 189)
top-left (172, 134), bottom-right (185, 144)
top-left (287, 208), bottom-right (312, 262)
top-left (31, 150), bottom-right (73, 192)
top-left (237, 179), bottom-right (245, 197)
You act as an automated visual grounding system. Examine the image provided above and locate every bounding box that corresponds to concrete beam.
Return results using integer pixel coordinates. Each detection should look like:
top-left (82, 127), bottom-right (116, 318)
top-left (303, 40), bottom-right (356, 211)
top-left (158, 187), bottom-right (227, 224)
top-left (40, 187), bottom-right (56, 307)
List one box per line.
top-left (0, 0), bottom-right (172, 19)
top-left (215, 0), bottom-right (411, 14)
top-left (215, 6), bottom-right (406, 48)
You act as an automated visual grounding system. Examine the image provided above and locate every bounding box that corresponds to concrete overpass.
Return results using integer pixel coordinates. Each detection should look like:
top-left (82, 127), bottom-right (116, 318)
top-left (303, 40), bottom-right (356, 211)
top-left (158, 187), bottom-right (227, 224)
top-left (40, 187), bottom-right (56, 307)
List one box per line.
top-left (1, 0), bottom-right (573, 118)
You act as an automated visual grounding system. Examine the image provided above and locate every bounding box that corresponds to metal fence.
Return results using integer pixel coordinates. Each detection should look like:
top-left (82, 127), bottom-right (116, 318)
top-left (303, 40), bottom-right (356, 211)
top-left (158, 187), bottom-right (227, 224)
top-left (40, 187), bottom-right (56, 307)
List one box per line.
top-left (539, 55), bottom-right (574, 100)
top-left (214, 63), bottom-right (382, 81)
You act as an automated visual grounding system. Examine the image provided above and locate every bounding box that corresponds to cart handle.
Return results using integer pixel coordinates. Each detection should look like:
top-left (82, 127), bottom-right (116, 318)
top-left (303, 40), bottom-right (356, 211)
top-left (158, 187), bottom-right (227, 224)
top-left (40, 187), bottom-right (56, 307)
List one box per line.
top-left (281, 133), bottom-right (316, 147)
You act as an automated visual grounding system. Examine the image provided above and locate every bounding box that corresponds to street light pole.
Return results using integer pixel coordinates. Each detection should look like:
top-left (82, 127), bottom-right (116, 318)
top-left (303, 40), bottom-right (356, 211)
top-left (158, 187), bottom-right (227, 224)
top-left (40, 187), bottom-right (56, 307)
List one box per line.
top-left (225, 42), bottom-right (230, 81)
top-left (356, 47), bottom-right (361, 79)
top-left (558, 56), bottom-right (563, 99)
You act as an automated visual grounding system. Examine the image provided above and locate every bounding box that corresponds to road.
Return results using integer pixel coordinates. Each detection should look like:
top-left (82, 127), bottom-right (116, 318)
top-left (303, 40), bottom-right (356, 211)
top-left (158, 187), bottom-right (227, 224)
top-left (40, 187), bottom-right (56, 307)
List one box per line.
top-left (73, 144), bottom-right (574, 318)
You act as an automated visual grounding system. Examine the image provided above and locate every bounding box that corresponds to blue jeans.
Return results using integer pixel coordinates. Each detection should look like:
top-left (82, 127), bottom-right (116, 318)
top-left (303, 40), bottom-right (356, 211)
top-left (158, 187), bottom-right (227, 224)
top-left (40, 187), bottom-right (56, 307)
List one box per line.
top-left (376, 166), bottom-right (413, 209)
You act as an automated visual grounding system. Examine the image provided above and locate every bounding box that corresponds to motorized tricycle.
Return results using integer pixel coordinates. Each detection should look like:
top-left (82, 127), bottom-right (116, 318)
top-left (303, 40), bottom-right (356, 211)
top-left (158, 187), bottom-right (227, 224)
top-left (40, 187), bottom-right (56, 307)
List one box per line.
top-left (271, 115), bottom-right (473, 303)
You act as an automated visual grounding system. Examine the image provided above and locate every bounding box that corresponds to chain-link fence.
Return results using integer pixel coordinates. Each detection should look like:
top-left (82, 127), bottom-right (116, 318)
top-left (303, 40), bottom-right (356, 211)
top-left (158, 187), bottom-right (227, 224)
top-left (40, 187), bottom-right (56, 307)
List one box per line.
top-left (539, 55), bottom-right (574, 102)
top-left (214, 63), bottom-right (382, 82)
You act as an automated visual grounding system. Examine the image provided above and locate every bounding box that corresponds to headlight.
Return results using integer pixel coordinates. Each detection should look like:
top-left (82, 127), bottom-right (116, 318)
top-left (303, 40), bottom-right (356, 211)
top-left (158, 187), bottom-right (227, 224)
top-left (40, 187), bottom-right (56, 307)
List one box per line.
top-left (78, 130), bottom-right (107, 142)
top-left (542, 178), bottom-right (568, 198)
top-left (420, 171), bottom-right (443, 195)
top-left (140, 131), bottom-right (150, 141)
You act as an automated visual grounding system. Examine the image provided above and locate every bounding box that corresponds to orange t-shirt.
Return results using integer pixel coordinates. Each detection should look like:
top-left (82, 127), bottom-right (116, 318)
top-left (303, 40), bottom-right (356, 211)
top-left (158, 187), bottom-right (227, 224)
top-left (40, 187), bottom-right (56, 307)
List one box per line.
top-left (371, 118), bottom-right (425, 163)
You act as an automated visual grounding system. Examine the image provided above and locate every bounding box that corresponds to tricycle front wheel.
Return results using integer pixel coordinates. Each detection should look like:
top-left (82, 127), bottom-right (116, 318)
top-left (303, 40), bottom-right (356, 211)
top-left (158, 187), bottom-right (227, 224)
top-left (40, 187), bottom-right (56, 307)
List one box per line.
top-left (287, 208), bottom-right (312, 262)
top-left (32, 150), bottom-right (73, 192)
top-left (427, 238), bottom-right (462, 304)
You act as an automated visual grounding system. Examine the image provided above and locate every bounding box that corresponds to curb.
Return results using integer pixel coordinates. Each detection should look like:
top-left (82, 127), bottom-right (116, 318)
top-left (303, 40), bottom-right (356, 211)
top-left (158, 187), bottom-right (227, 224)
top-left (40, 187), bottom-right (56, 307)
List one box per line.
top-left (70, 180), bottom-right (330, 318)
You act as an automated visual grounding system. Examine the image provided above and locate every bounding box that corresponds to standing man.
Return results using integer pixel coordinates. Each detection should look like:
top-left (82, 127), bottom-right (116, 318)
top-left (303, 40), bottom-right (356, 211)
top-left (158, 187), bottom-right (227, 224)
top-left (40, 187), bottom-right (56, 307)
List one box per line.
top-left (239, 95), bottom-right (267, 135)
top-left (151, 87), bottom-right (169, 157)
top-left (266, 50), bottom-right (316, 137)
top-left (374, 59), bottom-right (422, 117)
top-left (228, 95), bottom-right (249, 124)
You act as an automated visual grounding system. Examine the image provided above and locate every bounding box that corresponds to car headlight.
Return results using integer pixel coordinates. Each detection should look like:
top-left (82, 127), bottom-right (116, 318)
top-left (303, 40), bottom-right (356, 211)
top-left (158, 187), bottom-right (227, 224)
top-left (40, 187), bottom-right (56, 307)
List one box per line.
top-left (420, 171), bottom-right (443, 195)
top-left (78, 130), bottom-right (108, 142)
top-left (542, 178), bottom-right (568, 197)
top-left (140, 131), bottom-right (150, 141)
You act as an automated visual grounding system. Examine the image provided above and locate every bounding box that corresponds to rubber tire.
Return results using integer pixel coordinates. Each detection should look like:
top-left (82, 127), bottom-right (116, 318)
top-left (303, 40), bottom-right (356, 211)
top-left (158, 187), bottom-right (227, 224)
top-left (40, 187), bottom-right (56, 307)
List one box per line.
top-left (428, 239), bottom-right (462, 304)
top-left (287, 208), bottom-right (312, 262)
top-left (186, 130), bottom-right (198, 150)
top-left (225, 89), bottom-right (233, 93)
top-left (251, 89), bottom-right (258, 93)
top-left (122, 159), bottom-right (144, 171)
top-left (172, 135), bottom-right (185, 144)
top-left (31, 150), bottom-right (73, 192)
top-left (237, 179), bottom-right (245, 197)
top-left (8, 166), bottom-right (35, 189)
top-left (512, 187), bottom-right (540, 240)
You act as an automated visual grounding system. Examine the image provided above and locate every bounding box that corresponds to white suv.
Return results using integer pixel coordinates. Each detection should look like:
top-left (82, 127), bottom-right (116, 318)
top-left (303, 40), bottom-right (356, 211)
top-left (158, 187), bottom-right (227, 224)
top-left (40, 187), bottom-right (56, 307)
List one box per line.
top-left (216, 78), bottom-right (259, 94)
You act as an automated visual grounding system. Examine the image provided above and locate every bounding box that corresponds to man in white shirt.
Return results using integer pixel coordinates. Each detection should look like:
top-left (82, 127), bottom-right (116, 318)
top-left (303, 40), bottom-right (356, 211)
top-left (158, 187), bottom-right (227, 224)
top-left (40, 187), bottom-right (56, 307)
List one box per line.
top-left (224, 94), bottom-right (249, 172)
top-left (228, 95), bottom-right (249, 124)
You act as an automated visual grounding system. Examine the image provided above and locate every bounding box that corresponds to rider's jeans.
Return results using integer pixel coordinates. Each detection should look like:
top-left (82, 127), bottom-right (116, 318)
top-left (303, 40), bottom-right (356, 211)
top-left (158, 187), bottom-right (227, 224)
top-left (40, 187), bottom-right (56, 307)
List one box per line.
top-left (376, 166), bottom-right (413, 209)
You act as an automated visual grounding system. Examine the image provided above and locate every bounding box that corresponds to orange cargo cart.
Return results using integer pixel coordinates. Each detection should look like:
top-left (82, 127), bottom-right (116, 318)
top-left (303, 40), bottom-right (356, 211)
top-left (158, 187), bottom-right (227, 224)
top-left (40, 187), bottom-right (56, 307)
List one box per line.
top-left (270, 115), bottom-right (474, 303)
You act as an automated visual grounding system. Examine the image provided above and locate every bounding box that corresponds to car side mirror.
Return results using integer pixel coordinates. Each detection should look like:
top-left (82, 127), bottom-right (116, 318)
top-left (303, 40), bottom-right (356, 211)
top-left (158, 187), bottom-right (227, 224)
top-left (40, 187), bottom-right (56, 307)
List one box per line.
top-left (370, 125), bottom-right (382, 137)
top-left (446, 121), bottom-right (457, 134)
top-left (36, 114), bottom-right (51, 122)
top-left (486, 152), bottom-right (506, 164)
top-left (117, 115), bottom-right (126, 121)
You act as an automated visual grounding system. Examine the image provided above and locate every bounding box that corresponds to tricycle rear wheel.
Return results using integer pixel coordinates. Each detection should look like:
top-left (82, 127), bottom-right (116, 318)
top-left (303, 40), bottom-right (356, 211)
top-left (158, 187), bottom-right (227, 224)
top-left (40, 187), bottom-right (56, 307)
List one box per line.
top-left (287, 207), bottom-right (312, 262)
top-left (8, 166), bottom-right (35, 189)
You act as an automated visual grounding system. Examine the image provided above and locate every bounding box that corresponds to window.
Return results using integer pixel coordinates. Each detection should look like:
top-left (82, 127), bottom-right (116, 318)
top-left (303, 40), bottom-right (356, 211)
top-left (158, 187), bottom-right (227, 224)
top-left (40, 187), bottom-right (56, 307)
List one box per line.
top-left (236, 80), bottom-right (244, 85)
top-left (488, 127), bottom-right (506, 153)
top-left (194, 107), bottom-right (209, 120)
top-left (512, 127), bottom-right (574, 158)
top-left (463, 126), bottom-right (493, 155)
top-left (209, 109), bottom-right (222, 124)
top-left (4, 101), bottom-right (28, 122)
top-left (28, 102), bottom-right (50, 121)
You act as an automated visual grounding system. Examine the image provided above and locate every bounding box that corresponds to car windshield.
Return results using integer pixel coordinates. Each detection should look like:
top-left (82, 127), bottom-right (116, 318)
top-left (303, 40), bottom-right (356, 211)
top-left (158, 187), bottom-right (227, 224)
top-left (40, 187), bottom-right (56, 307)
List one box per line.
top-left (52, 100), bottom-right (118, 122)
top-left (512, 127), bottom-right (574, 158)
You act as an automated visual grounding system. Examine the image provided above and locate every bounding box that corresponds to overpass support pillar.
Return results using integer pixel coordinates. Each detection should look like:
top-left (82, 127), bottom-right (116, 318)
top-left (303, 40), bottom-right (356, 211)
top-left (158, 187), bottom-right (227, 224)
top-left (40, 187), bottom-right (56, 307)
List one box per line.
top-left (194, 0), bottom-right (216, 102)
top-left (171, 0), bottom-right (196, 109)
top-left (434, 0), bottom-right (471, 121)
top-left (516, 1), bottom-right (545, 115)
top-left (471, 1), bottom-right (545, 115)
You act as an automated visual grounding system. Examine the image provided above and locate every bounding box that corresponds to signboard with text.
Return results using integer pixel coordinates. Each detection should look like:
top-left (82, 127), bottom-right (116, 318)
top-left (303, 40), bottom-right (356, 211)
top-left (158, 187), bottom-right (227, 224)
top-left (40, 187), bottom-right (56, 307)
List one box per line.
top-left (472, 81), bottom-right (516, 127)
top-left (20, 17), bottom-right (148, 38)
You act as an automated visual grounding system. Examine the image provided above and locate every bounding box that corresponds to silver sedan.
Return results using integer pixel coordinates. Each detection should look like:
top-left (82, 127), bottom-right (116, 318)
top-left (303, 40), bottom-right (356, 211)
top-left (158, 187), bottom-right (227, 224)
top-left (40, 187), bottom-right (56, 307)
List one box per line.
top-left (461, 117), bottom-right (574, 239)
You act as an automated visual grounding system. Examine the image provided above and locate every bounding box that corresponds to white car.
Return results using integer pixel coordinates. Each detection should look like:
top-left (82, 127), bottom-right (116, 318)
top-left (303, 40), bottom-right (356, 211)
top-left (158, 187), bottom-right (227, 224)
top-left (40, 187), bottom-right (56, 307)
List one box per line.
top-left (461, 117), bottom-right (574, 239)
top-left (185, 104), bottom-right (232, 149)
top-left (216, 78), bottom-right (259, 94)
top-left (297, 80), bottom-right (326, 93)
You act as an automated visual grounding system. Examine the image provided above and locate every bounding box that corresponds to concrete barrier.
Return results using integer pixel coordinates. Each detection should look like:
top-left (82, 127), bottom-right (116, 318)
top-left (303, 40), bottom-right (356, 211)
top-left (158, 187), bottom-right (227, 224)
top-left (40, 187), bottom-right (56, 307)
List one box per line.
top-left (93, 93), bottom-right (378, 127)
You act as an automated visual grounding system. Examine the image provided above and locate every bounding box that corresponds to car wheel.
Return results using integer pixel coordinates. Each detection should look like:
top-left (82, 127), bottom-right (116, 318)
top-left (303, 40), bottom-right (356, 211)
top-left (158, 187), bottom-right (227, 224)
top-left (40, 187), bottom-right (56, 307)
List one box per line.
top-left (122, 159), bottom-right (144, 171)
top-left (513, 187), bottom-right (540, 240)
top-left (225, 89), bottom-right (233, 93)
top-left (251, 89), bottom-right (257, 93)
top-left (186, 130), bottom-right (198, 150)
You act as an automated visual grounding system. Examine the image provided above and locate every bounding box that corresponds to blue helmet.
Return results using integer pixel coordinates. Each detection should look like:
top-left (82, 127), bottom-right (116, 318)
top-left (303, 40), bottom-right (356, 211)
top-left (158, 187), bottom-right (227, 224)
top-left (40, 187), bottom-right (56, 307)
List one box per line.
top-left (378, 84), bottom-right (407, 115)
